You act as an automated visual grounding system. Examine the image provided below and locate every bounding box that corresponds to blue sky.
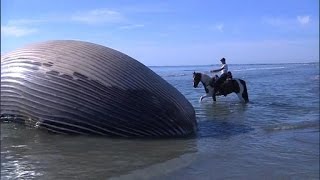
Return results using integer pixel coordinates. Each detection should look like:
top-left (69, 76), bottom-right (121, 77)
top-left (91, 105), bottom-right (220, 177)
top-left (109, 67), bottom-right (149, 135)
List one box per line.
top-left (1, 0), bottom-right (319, 66)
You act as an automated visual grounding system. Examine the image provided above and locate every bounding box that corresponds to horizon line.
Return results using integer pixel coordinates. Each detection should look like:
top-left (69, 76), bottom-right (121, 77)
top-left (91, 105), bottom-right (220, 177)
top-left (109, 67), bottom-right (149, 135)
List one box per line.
top-left (147, 61), bottom-right (319, 67)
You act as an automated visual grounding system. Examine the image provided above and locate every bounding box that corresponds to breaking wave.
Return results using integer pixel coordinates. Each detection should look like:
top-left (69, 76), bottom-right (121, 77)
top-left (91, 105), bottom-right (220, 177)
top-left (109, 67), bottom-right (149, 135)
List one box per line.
top-left (264, 120), bottom-right (319, 132)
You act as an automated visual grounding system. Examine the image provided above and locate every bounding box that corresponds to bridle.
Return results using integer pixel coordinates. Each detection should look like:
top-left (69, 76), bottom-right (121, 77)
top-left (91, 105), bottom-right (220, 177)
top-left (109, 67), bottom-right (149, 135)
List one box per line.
top-left (193, 72), bottom-right (201, 88)
top-left (193, 72), bottom-right (212, 93)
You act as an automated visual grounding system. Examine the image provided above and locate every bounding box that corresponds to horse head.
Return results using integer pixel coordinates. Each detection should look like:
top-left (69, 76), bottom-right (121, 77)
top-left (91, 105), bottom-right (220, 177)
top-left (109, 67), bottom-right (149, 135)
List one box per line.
top-left (193, 72), bottom-right (202, 88)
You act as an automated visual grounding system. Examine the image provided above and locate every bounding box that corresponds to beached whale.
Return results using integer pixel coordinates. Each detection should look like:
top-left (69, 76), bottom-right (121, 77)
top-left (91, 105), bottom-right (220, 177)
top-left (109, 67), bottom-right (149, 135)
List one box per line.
top-left (1, 40), bottom-right (197, 137)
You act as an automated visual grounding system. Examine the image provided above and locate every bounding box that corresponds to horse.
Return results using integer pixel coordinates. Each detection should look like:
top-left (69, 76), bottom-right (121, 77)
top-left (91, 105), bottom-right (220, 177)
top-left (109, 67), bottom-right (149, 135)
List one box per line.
top-left (193, 72), bottom-right (249, 103)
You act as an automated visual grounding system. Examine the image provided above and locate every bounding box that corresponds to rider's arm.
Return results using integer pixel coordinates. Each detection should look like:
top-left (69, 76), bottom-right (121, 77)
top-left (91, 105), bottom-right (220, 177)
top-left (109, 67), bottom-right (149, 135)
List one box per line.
top-left (210, 65), bottom-right (225, 73)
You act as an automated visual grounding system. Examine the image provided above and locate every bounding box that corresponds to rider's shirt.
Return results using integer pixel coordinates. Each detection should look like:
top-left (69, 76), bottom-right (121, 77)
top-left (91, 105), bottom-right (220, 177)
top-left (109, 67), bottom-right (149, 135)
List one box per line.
top-left (221, 64), bottom-right (228, 75)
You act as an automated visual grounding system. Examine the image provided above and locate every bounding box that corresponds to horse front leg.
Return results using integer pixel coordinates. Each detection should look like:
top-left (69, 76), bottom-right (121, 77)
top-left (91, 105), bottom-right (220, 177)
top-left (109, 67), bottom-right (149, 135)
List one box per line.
top-left (211, 88), bottom-right (216, 102)
top-left (212, 93), bottom-right (216, 101)
top-left (199, 94), bottom-right (211, 102)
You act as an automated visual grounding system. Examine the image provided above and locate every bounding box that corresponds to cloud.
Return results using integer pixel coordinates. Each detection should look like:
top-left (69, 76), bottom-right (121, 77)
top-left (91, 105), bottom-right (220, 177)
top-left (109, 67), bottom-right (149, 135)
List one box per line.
top-left (71, 9), bottom-right (125, 24)
top-left (2, 18), bottom-right (43, 37)
top-left (119, 24), bottom-right (144, 29)
top-left (215, 24), bottom-right (224, 32)
top-left (262, 17), bottom-right (290, 26)
top-left (263, 15), bottom-right (312, 27)
top-left (121, 3), bottom-right (172, 13)
top-left (208, 23), bottom-right (224, 32)
top-left (297, 15), bottom-right (310, 25)
top-left (1, 25), bottom-right (37, 37)
top-left (7, 19), bottom-right (45, 26)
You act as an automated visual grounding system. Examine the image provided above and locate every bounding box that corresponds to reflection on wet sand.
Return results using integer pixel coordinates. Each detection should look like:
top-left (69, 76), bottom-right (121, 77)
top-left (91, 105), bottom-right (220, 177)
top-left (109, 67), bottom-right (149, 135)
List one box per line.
top-left (1, 123), bottom-right (197, 179)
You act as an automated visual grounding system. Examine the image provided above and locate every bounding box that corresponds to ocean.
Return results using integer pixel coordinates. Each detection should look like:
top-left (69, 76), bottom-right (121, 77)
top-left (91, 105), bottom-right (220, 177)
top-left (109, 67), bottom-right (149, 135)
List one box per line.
top-left (1, 63), bottom-right (319, 179)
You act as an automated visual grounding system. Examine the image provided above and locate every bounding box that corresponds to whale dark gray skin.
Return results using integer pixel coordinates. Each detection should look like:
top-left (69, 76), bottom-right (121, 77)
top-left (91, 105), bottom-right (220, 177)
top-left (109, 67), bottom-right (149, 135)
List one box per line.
top-left (1, 40), bottom-right (197, 137)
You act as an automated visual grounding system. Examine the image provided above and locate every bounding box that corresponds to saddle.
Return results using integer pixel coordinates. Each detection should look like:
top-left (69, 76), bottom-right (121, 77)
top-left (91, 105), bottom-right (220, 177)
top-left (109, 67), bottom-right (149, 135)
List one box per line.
top-left (208, 76), bottom-right (217, 87)
top-left (211, 71), bottom-right (233, 96)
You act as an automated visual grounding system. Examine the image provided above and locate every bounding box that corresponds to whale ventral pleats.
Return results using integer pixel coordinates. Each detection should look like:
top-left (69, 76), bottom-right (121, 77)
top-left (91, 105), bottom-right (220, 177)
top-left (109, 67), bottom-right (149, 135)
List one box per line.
top-left (0, 40), bottom-right (197, 138)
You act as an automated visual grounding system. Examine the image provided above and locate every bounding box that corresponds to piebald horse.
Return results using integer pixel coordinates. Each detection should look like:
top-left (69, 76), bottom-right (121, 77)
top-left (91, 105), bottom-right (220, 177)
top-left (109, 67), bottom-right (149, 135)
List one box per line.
top-left (193, 72), bottom-right (249, 103)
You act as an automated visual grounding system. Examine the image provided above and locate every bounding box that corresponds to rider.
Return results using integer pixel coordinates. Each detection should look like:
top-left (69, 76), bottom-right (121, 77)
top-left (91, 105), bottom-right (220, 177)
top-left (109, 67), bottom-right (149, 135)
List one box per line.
top-left (210, 57), bottom-right (228, 96)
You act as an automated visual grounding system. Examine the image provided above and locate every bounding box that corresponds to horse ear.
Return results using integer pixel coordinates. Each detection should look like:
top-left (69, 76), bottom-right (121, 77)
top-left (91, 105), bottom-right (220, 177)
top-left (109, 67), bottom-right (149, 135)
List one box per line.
top-left (193, 71), bottom-right (195, 75)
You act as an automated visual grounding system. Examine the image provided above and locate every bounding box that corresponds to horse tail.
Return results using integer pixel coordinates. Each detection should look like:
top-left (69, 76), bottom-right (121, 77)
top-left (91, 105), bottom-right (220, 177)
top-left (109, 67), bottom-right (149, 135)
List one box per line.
top-left (240, 80), bottom-right (249, 103)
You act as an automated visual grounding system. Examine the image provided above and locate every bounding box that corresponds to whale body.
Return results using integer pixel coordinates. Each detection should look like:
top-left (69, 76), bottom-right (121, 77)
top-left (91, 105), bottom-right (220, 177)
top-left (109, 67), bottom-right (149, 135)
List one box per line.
top-left (1, 40), bottom-right (197, 137)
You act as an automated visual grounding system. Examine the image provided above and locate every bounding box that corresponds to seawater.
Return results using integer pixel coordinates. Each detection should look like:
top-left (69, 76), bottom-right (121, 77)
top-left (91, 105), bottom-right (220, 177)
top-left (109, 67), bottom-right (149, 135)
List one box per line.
top-left (1, 63), bottom-right (319, 179)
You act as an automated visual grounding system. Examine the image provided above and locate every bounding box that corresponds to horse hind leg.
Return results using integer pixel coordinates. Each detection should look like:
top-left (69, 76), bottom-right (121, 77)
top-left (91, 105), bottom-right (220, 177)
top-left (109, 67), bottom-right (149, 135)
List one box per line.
top-left (239, 80), bottom-right (249, 103)
top-left (236, 93), bottom-right (245, 102)
top-left (237, 93), bottom-right (249, 103)
top-left (236, 79), bottom-right (249, 103)
top-left (242, 87), bottom-right (249, 103)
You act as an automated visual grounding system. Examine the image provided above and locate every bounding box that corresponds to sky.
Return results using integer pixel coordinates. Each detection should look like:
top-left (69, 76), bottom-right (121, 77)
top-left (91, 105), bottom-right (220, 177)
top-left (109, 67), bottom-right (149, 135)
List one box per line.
top-left (1, 0), bottom-right (319, 66)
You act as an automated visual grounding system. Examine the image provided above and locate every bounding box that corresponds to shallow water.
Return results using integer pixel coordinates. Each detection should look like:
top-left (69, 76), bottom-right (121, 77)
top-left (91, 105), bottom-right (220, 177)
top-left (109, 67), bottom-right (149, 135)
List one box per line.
top-left (1, 63), bottom-right (319, 179)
